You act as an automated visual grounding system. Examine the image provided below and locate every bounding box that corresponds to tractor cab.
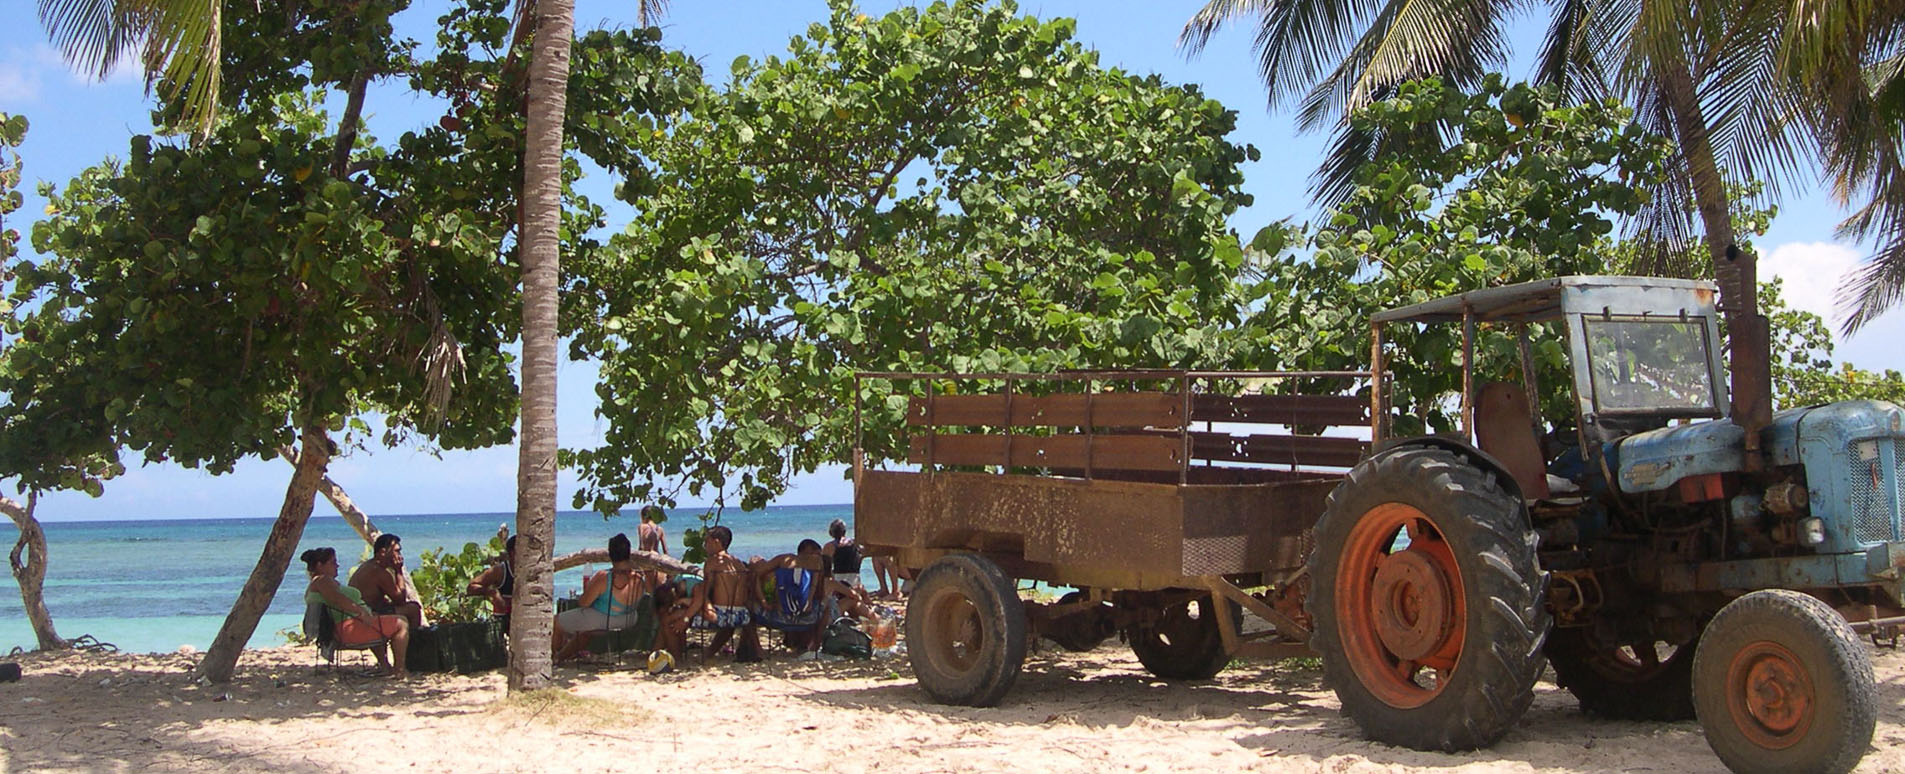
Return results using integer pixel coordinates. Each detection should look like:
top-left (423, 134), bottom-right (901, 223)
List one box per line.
top-left (1370, 276), bottom-right (1728, 499)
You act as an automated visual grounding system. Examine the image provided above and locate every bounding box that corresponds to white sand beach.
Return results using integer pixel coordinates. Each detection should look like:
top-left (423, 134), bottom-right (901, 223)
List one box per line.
top-left (2, 640), bottom-right (1901, 774)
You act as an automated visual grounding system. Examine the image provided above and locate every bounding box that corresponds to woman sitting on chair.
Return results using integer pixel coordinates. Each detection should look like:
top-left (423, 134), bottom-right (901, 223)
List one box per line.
top-left (301, 547), bottom-right (410, 678)
top-left (554, 533), bottom-right (648, 662)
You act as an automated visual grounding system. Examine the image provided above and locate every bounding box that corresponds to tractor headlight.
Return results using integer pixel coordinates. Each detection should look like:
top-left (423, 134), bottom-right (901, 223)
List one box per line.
top-left (1800, 517), bottom-right (1827, 546)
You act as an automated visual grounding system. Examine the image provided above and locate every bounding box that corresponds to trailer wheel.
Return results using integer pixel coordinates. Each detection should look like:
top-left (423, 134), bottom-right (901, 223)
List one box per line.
top-left (1128, 595), bottom-right (1231, 680)
top-left (906, 553), bottom-right (1027, 707)
top-left (1692, 590), bottom-right (1876, 774)
top-left (1309, 447), bottom-right (1549, 752)
top-left (1546, 627), bottom-right (1696, 720)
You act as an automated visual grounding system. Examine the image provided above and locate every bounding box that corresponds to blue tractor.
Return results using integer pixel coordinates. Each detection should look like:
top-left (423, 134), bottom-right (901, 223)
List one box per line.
top-left (1310, 250), bottom-right (1897, 773)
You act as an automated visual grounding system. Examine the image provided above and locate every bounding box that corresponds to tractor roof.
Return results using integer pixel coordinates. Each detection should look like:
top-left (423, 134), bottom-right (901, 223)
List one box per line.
top-left (1371, 275), bottom-right (1720, 325)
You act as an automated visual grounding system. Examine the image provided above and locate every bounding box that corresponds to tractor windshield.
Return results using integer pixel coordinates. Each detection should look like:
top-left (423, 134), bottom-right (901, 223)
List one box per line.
top-left (1581, 317), bottom-right (1718, 414)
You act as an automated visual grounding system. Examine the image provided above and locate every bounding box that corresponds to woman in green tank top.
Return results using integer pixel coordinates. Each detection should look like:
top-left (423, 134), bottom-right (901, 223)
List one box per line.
top-left (301, 547), bottom-right (412, 678)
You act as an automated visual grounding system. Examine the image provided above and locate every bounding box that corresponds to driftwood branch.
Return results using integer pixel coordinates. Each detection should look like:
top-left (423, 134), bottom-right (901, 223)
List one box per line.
top-left (555, 547), bottom-right (696, 576)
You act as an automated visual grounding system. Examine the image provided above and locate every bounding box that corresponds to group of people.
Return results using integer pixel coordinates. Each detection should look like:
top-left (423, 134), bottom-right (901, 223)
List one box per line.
top-left (296, 508), bottom-right (896, 676)
top-left (298, 533), bottom-right (427, 679)
top-left (646, 519), bottom-right (886, 664)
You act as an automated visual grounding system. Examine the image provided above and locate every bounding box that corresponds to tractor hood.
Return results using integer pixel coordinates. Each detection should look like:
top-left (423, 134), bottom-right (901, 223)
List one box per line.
top-left (1613, 401), bottom-right (1905, 495)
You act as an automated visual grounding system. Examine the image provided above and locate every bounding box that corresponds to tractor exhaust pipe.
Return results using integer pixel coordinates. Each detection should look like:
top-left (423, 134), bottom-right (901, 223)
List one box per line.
top-left (1717, 244), bottom-right (1773, 471)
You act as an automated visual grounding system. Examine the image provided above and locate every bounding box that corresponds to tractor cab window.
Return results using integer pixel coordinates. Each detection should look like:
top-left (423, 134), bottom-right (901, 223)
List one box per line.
top-left (1581, 316), bottom-right (1718, 414)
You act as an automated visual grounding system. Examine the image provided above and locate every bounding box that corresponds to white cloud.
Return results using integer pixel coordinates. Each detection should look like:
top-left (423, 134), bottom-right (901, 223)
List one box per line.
top-left (1763, 241), bottom-right (1862, 327)
top-left (0, 48), bottom-right (48, 102)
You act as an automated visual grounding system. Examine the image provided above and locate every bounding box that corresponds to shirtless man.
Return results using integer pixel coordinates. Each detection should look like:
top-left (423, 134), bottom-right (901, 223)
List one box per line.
top-left (637, 505), bottom-right (668, 555)
top-left (661, 525), bottom-right (761, 663)
top-left (349, 533), bottom-right (425, 629)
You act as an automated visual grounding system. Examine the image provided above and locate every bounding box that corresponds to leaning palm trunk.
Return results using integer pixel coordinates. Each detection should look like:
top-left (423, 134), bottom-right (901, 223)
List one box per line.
top-left (2, 491), bottom-right (66, 651)
top-left (278, 445), bottom-right (383, 545)
top-left (195, 424), bottom-right (331, 683)
top-left (508, 0), bottom-right (574, 694)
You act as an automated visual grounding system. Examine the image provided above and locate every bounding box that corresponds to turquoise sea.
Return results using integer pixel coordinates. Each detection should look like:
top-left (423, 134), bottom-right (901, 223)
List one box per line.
top-left (0, 504), bottom-right (857, 654)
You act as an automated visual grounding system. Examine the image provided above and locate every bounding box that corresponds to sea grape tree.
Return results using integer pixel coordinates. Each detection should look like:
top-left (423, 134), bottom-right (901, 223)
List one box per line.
top-left (0, 0), bottom-right (697, 680)
top-left (564, 0), bottom-right (1263, 524)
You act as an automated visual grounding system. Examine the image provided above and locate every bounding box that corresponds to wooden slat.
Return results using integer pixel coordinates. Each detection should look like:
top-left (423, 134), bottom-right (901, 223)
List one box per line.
top-left (1215, 434), bottom-right (1367, 468)
top-left (907, 433), bottom-right (1182, 471)
top-left (1191, 394), bottom-right (1368, 427)
top-left (906, 393), bottom-right (1182, 428)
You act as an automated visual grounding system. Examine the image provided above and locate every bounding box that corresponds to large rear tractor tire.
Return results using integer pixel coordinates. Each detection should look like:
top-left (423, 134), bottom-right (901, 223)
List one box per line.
top-left (1127, 595), bottom-right (1232, 680)
top-left (1308, 447), bottom-right (1550, 752)
top-left (1546, 626), bottom-right (1696, 721)
top-left (906, 553), bottom-right (1028, 707)
top-left (1692, 590), bottom-right (1876, 774)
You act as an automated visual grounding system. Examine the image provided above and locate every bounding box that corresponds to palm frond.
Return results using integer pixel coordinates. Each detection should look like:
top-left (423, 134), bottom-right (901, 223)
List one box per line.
top-left (1533, 0), bottom-right (1613, 105)
top-left (37, 0), bottom-right (145, 78)
top-left (38, 0), bottom-right (223, 137)
top-left (1181, 0), bottom-right (1390, 110)
top-left (636, 0), bottom-right (669, 28)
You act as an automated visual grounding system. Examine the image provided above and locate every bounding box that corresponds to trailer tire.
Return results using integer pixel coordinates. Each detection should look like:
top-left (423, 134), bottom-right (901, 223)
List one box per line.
top-left (1692, 590), bottom-right (1875, 774)
top-left (906, 553), bottom-right (1027, 707)
top-left (1309, 446), bottom-right (1549, 752)
top-left (1128, 595), bottom-right (1232, 680)
top-left (1546, 627), bottom-right (1696, 721)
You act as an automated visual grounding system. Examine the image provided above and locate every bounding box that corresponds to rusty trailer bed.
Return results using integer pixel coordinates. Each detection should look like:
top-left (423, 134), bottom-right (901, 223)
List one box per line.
top-left (855, 469), bottom-right (1335, 591)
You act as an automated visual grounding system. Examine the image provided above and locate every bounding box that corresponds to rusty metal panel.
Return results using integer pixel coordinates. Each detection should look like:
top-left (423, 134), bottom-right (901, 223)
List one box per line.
top-left (1180, 481), bottom-right (1330, 574)
top-left (906, 393), bottom-right (1181, 428)
top-left (856, 470), bottom-right (1332, 586)
top-left (907, 433), bottom-right (1183, 471)
top-left (1192, 394), bottom-right (1369, 426)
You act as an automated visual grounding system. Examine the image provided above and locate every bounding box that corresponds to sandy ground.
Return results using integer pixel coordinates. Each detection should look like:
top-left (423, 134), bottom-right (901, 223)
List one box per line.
top-left (1, 637), bottom-right (1901, 774)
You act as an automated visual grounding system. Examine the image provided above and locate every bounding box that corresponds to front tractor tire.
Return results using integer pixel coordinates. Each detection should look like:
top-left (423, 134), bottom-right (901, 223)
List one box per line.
top-left (1308, 447), bottom-right (1550, 752)
top-left (906, 553), bottom-right (1028, 707)
top-left (1692, 590), bottom-right (1876, 774)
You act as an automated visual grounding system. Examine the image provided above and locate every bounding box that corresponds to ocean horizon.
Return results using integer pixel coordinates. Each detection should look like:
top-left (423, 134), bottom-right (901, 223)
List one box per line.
top-left (0, 504), bottom-right (858, 655)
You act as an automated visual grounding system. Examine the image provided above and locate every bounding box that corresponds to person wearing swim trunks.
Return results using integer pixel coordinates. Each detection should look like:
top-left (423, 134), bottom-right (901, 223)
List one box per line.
top-left (302, 546), bottom-right (410, 678)
top-left (664, 525), bottom-right (762, 663)
top-left (349, 533), bottom-right (425, 629)
top-left (553, 533), bottom-right (649, 662)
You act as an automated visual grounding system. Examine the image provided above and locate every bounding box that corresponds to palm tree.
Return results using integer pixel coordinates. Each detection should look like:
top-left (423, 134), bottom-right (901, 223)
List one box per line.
top-left (507, 0), bottom-right (668, 692)
top-left (37, 0), bottom-right (224, 136)
top-left (1180, 1), bottom-right (1905, 324)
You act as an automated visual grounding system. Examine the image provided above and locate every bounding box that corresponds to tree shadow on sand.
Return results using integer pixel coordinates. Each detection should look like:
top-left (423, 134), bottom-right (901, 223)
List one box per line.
top-left (0, 648), bottom-right (490, 774)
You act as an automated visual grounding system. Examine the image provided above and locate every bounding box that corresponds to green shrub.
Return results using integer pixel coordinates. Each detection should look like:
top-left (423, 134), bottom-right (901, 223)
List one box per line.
top-left (412, 536), bottom-right (503, 623)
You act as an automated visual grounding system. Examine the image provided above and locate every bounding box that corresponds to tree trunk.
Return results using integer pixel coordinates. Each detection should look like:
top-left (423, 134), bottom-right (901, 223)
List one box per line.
top-left (2, 492), bottom-right (66, 651)
top-left (1658, 60), bottom-right (1737, 268)
top-left (278, 445), bottom-right (382, 545)
top-left (510, 0), bottom-right (574, 694)
top-left (195, 425), bottom-right (331, 683)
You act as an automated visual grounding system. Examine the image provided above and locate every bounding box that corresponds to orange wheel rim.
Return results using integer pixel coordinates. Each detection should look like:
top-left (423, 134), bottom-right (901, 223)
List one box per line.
top-left (1336, 502), bottom-right (1466, 708)
top-left (926, 589), bottom-right (984, 673)
top-left (1724, 641), bottom-right (1814, 750)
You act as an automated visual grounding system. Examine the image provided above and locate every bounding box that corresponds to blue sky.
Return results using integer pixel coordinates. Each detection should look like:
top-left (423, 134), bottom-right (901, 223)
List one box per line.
top-left (3, 0), bottom-right (1900, 521)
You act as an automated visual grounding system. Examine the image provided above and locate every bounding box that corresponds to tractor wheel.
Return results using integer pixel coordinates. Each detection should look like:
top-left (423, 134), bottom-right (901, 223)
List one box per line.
top-left (906, 553), bottom-right (1028, 707)
top-left (1128, 595), bottom-right (1233, 680)
top-left (1308, 447), bottom-right (1549, 752)
top-left (1692, 590), bottom-right (1876, 774)
top-left (1546, 626), bottom-right (1696, 721)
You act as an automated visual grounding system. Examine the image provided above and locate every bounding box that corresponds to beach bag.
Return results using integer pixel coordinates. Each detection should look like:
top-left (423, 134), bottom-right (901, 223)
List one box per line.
top-left (820, 617), bottom-right (872, 659)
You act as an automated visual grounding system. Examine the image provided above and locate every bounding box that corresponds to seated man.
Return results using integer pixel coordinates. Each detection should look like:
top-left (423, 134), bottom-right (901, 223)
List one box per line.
top-left (660, 525), bottom-right (762, 663)
top-left (465, 535), bottom-right (517, 630)
top-left (349, 533), bottom-right (425, 629)
top-left (754, 540), bottom-right (829, 653)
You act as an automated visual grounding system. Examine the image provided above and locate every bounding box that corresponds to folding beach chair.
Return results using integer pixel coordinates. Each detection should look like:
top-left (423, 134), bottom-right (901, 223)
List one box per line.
top-left (302, 601), bottom-right (388, 675)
